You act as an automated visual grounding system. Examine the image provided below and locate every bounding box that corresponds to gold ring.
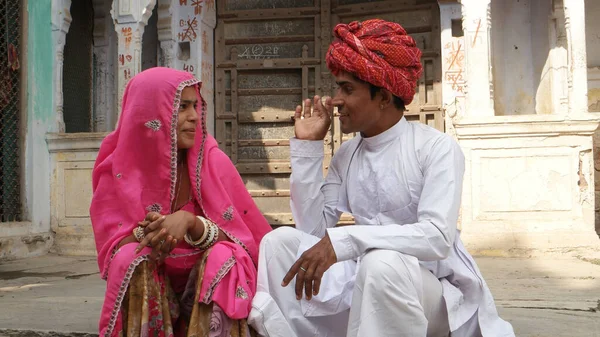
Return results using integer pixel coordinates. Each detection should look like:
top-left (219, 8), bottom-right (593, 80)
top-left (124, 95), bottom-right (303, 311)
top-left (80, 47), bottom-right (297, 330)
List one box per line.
top-left (299, 266), bottom-right (307, 272)
top-left (133, 226), bottom-right (145, 242)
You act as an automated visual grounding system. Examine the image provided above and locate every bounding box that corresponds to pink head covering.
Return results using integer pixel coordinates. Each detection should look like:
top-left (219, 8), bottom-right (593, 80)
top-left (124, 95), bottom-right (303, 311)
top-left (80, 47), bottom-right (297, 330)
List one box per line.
top-left (90, 67), bottom-right (271, 336)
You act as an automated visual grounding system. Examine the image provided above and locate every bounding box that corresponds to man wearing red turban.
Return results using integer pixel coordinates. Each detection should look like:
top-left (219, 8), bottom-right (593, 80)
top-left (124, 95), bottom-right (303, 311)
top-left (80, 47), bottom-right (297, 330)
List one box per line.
top-left (250, 19), bottom-right (515, 337)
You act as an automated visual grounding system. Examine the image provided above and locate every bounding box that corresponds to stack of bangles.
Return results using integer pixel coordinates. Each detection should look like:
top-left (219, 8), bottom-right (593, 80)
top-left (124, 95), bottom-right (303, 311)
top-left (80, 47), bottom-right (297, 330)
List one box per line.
top-left (132, 216), bottom-right (219, 251)
top-left (183, 216), bottom-right (219, 250)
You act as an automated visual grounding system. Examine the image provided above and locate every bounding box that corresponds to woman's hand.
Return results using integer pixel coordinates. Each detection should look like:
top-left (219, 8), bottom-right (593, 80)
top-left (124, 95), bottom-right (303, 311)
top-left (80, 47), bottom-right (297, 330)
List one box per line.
top-left (135, 211), bottom-right (197, 254)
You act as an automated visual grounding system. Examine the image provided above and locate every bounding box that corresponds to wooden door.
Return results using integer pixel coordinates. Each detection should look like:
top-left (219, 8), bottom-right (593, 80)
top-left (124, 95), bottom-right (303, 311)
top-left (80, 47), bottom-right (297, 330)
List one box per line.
top-left (215, 0), bottom-right (442, 227)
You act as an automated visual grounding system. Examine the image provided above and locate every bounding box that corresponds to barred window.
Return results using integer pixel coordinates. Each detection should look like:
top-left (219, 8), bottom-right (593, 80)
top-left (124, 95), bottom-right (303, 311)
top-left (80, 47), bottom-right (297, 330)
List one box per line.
top-left (0, 0), bottom-right (22, 221)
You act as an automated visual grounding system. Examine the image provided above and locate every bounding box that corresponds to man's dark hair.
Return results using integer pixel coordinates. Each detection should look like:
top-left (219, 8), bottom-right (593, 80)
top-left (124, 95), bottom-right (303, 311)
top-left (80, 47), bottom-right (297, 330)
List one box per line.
top-left (353, 75), bottom-right (406, 111)
top-left (369, 85), bottom-right (406, 111)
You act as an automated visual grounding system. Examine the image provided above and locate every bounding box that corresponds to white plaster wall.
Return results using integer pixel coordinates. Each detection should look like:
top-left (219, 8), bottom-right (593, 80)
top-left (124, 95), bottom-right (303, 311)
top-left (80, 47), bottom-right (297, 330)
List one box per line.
top-left (455, 114), bottom-right (600, 255)
top-left (491, 0), bottom-right (539, 115)
top-left (531, 0), bottom-right (558, 116)
top-left (530, 0), bottom-right (552, 99)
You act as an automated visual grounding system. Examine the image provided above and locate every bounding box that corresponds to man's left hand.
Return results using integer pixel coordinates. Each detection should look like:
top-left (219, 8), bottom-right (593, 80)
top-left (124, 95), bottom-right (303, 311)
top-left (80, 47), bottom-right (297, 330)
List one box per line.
top-left (282, 233), bottom-right (338, 301)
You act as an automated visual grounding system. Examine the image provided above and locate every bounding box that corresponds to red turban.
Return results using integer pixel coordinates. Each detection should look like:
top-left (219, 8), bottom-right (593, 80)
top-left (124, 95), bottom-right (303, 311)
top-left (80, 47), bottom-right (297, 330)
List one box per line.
top-left (326, 19), bottom-right (423, 105)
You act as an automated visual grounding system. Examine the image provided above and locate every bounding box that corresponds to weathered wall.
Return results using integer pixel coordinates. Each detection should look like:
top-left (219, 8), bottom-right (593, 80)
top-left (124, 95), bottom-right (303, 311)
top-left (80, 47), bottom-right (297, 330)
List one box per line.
top-left (491, 0), bottom-right (552, 115)
top-left (586, 0), bottom-right (600, 69)
top-left (1, 0), bottom-right (55, 260)
top-left (586, 0), bottom-right (600, 235)
top-left (439, 2), bottom-right (465, 137)
top-left (587, 0), bottom-right (600, 112)
top-left (456, 115), bottom-right (600, 256)
top-left (48, 134), bottom-right (104, 256)
top-left (457, 0), bottom-right (600, 253)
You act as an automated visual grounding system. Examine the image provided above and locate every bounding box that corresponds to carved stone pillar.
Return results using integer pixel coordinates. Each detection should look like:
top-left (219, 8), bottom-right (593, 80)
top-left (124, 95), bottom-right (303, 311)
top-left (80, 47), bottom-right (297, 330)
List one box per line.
top-left (460, 0), bottom-right (494, 117)
top-left (92, 0), bottom-right (118, 131)
top-left (564, 0), bottom-right (589, 115)
top-left (51, 0), bottom-right (72, 133)
top-left (157, 0), bottom-right (177, 68)
top-left (111, 0), bottom-right (156, 116)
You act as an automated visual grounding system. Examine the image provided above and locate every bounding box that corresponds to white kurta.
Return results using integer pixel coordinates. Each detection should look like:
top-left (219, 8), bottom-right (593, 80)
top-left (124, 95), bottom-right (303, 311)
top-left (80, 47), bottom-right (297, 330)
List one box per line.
top-left (250, 117), bottom-right (514, 337)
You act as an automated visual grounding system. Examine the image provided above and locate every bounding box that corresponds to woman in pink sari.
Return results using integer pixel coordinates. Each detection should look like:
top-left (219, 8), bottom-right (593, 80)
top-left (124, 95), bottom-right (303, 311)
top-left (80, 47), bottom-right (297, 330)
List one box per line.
top-left (90, 67), bottom-right (272, 337)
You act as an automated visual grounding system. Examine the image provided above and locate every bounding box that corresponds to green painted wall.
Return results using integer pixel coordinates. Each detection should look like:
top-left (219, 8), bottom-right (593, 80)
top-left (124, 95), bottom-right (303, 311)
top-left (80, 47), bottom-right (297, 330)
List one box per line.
top-left (28, 0), bottom-right (54, 123)
top-left (25, 0), bottom-right (53, 235)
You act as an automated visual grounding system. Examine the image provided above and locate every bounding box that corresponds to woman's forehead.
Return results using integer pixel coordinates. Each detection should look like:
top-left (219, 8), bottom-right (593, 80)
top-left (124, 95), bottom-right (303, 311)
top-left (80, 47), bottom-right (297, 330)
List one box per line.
top-left (181, 86), bottom-right (198, 100)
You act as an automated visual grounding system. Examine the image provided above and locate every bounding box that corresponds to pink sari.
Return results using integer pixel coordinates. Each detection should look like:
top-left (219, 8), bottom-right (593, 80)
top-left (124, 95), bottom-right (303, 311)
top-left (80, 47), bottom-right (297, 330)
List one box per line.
top-left (90, 67), bottom-right (272, 336)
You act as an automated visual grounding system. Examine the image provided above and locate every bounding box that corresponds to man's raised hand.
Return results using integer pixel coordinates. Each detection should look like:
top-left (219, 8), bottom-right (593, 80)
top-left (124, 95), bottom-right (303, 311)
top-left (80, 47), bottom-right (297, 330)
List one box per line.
top-left (293, 95), bottom-right (333, 141)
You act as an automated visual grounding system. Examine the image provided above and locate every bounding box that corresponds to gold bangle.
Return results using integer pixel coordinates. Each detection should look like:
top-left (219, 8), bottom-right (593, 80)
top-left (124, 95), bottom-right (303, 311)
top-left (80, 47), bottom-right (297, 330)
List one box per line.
top-left (184, 216), bottom-right (208, 247)
top-left (198, 222), bottom-right (218, 250)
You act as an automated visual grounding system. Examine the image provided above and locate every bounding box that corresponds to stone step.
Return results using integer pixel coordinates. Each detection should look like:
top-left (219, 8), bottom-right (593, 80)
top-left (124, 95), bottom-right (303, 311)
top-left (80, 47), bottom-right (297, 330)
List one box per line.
top-left (2, 254), bottom-right (600, 336)
top-left (0, 329), bottom-right (97, 337)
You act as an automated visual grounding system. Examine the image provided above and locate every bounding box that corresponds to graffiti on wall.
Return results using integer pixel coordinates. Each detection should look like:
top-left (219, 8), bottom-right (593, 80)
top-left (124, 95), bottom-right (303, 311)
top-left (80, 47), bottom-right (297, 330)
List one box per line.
top-left (116, 24), bottom-right (139, 110)
top-left (238, 45), bottom-right (280, 60)
top-left (122, 27), bottom-right (132, 49)
top-left (206, 0), bottom-right (215, 11)
top-left (443, 39), bottom-right (465, 96)
top-left (471, 18), bottom-right (482, 47)
top-left (179, 17), bottom-right (199, 42)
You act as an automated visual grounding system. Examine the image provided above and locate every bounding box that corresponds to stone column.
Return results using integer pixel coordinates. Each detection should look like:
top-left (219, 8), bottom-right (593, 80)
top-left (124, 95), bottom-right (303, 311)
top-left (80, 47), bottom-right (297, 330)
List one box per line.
top-left (157, 0), bottom-right (177, 68)
top-left (460, 0), bottom-right (494, 117)
top-left (92, 0), bottom-right (118, 131)
top-left (564, 0), bottom-right (589, 115)
top-left (111, 0), bottom-right (156, 117)
top-left (51, 0), bottom-right (72, 133)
